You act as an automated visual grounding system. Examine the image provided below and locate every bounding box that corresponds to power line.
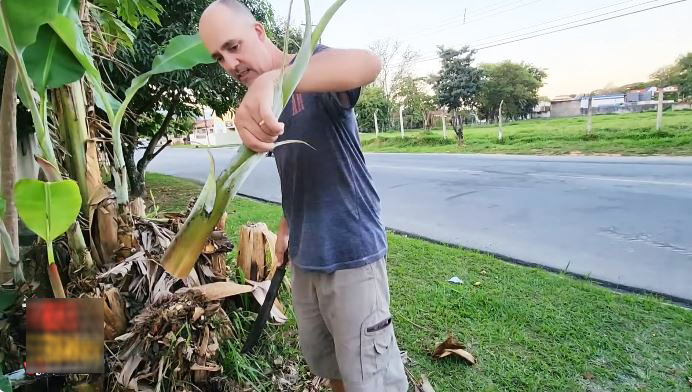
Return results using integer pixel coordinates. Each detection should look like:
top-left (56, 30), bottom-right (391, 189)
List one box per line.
top-left (392, 0), bottom-right (686, 67)
top-left (471, 0), bottom-right (661, 47)
top-left (468, 0), bottom-right (640, 46)
top-left (398, 0), bottom-right (662, 64)
top-left (400, 0), bottom-right (530, 36)
top-left (397, 0), bottom-right (545, 43)
top-left (475, 0), bottom-right (687, 50)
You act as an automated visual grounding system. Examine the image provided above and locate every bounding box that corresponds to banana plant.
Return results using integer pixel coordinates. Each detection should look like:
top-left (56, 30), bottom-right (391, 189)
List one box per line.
top-left (1, 0), bottom-right (216, 267)
top-left (0, 0), bottom-right (96, 269)
top-left (0, 197), bottom-right (24, 286)
top-left (161, 0), bottom-right (346, 278)
top-left (14, 179), bottom-right (81, 298)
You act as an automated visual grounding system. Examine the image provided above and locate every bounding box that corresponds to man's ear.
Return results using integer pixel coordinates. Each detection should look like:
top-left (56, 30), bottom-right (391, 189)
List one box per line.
top-left (254, 22), bottom-right (267, 42)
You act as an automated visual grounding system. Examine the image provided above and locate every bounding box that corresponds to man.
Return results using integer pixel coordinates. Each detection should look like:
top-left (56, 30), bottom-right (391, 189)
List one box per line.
top-left (199, 2), bottom-right (408, 391)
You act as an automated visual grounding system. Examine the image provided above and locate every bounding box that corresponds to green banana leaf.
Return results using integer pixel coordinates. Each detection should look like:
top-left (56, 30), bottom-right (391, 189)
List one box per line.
top-left (108, 33), bottom-right (214, 204)
top-left (14, 179), bottom-right (81, 242)
top-left (23, 24), bottom-right (85, 91)
top-left (48, 0), bottom-right (117, 121)
top-left (0, 0), bottom-right (59, 54)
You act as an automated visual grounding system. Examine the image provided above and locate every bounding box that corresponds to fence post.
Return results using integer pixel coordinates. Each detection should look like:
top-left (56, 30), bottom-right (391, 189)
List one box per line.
top-left (498, 99), bottom-right (504, 142)
top-left (399, 105), bottom-right (405, 138)
top-left (587, 93), bottom-right (593, 135)
top-left (656, 87), bottom-right (664, 130)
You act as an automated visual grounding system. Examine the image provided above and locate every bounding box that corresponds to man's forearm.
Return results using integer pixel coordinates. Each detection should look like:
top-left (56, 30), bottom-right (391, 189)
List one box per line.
top-left (293, 48), bottom-right (381, 93)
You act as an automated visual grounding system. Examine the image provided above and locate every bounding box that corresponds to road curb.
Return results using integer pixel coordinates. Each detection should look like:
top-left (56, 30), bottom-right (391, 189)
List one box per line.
top-left (237, 192), bottom-right (691, 308)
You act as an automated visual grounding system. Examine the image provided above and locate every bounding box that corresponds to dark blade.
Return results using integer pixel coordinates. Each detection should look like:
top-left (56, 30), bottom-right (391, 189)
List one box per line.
top-left (241, 253), bottom-right (288, 354)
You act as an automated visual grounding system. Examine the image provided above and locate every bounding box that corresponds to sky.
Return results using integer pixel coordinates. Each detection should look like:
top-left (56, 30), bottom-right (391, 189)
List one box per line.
top-left (267, 0), bottom-right (692, 98)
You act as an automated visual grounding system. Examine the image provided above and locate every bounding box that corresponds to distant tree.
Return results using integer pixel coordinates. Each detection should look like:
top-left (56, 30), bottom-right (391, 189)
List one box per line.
top-left (433, 46), bottom-right (484, 145)
top-left (674, 53), bottom-right (692, 100)
top-left (393, 76), bottom-right (436, 129)
top-left (651, 64), bottom-right (681, 87)
top-left (369, 40), bottom-right (419, 100)
top-left (477, 61), bottom-right (546, 122)
top-left (355, 86), bottom-right (391, 132)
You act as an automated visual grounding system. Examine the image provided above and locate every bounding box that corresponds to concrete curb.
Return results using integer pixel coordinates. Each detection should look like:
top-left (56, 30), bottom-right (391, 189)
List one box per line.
top-left (237, 192), bottom-right (691, 308)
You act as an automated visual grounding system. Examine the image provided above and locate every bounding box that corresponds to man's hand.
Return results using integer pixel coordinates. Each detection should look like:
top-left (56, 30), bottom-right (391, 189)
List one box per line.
top-left (275, 216), bottom-right (289, 266)
top-left (235, 69), bottom-right (284, 152)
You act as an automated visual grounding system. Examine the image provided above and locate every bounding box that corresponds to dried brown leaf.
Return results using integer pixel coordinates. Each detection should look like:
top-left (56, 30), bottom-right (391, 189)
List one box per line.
top-left (192, 306), bottom-right (204, 322)
top-left (180, 281), bottom-right (254, 301)
top-left (190, 363), bottom-right (221, 372)
top-left (246, 279), bottom-right (288, 324)
top-left (432, 336), bottom-right (476, 365)
top-left (420, 375), bottom-right (435, 392)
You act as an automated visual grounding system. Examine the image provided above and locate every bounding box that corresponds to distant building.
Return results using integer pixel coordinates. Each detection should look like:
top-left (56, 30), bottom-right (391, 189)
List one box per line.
top-left (626, 87), bottom-right (656, 102)
top-left (550, 95), bottom-right (582, 117)
top-left (187, 107), bottom-right (241, 146)
top-left (531, 101), bottom-right (551, 118)
top-left (581, 93), bottom-right (625, 111)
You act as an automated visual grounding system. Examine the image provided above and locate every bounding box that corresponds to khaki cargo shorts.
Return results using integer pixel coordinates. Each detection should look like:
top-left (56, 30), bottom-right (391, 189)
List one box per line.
top-left (291, 258), bottom-right (408, 392)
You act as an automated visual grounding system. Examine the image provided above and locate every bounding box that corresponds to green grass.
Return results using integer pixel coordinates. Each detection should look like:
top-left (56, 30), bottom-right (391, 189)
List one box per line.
top-left (361, 110), bottom-right (692, 155)
top-left (146, 173), bottom-right (692, 391)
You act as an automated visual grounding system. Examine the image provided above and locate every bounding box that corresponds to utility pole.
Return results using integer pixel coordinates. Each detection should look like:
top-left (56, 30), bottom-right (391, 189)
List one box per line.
top-left (374, 110), bottom-right (379, 137)
top-left (301, 23), bottom-right (320, 44)
top-left (442, 113), bottom-right (447, 139)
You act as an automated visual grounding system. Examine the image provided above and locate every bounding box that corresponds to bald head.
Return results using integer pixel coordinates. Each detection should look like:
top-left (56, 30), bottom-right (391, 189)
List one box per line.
top-left (199, 0), bottom-right (278, 86)
top-left (214, 0), bottom-right (256, 24)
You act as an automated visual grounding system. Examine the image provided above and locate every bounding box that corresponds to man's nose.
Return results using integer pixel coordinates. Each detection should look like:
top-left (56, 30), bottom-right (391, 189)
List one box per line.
top-left (222, 55), bottom-right (239, 73)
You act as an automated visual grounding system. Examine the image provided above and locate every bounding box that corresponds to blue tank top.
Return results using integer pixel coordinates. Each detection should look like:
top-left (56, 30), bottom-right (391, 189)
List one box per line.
top-left (273, 45), bottom-right (387, 272)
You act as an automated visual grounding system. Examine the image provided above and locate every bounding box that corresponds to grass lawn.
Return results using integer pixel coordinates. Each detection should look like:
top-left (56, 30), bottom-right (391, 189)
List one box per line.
top-left (360, 110), bottom-right (692, 156)
top-left (146, 172), bottom-right (692, 391)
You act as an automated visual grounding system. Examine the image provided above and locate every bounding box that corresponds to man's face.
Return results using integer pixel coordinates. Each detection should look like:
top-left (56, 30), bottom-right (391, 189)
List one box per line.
top-left (199, 3), bottom-right (271, 87)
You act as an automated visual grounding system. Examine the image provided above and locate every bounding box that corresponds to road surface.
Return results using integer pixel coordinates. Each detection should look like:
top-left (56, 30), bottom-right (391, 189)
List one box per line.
top-left (143, 147), bottom-right (692, 302)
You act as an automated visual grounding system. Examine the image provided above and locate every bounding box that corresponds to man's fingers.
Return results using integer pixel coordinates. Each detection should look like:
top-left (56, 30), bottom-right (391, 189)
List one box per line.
top-left (238, 126), bottom-right (274, 153)
top-left (241, 123), bottom-right (274, 143)
top-left (259, 102), bottom-right (284, 135)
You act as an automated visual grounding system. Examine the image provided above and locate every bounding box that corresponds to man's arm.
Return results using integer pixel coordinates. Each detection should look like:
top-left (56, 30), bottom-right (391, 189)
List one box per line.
top-left (294, 48), bottom-right (382, 93)
top-left (234, 48), bottom-right (381, 152)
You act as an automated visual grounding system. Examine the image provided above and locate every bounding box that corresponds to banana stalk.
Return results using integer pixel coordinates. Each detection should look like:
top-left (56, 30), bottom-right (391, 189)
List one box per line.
top-left (0, 0), bottom-right (94, 270)
top-left (54, 81), bottom-right (92, 215)
top-left (161, 0), bottom-right (346, 278)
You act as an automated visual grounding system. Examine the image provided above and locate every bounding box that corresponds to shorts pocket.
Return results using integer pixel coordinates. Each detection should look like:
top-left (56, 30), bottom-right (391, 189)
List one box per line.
top-left (360, 310), bottom-right (394, 380)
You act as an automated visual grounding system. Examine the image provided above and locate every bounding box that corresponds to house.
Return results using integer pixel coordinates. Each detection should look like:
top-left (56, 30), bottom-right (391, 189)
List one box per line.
top-left (626, 87), bottom-right (656, 102)
top-left (580, 93), bottom-right (625, 111)
top-left (550, 95), bottom-right (582, 117)
top-left (531, 101), bottom-right (551, 118)
top-left (188, 107), bottom-right (241, 146)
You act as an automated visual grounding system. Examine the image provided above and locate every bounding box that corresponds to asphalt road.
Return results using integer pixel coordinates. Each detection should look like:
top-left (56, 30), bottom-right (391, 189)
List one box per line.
top-left (143, 147), bottom-right (692, 302)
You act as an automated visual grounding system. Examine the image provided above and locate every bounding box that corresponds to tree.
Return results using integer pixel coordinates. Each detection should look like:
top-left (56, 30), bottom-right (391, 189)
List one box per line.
top-left (674, 52), bottom-right (692, 100)
top-left (477, 61), bottom-right (546, 122)
top-left (101, 0), bottom-right (280, 199)
top-left (393, 76), bottom-right (435, 129)
top-left (369, 40), bottom-right (418, 100)
top-left (355, 85), bottom-right (391, 132)
top-left (433, 46), bottom-right (483, 145)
